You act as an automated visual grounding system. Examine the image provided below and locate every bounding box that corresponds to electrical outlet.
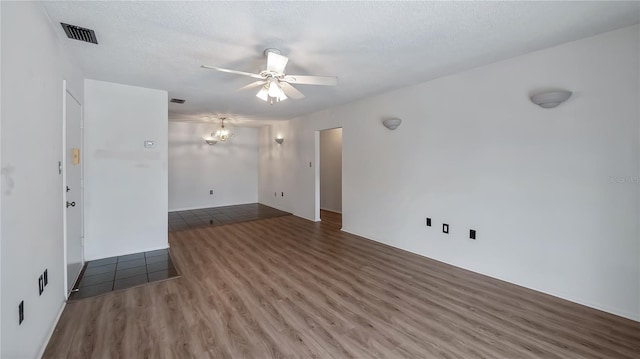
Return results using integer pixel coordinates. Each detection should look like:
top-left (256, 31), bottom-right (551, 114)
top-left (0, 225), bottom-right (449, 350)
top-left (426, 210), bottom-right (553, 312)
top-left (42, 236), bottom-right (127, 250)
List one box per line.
top-left (209, 189), bottom-right (214, 195)
top-left (18, 301), bottom-right (24, 324)
top-left (44, 269), bottom-right (48, 286)
top-left (38, 275), bottom-right (44, 295)
top-left (470, 229), bottom-right (476, 240)
top-left (442, 223), bottom-right (449, 234)
top-left (281, 192), bottom-right (284, 197)
top-left (426, 218), bottom-right (431, 227)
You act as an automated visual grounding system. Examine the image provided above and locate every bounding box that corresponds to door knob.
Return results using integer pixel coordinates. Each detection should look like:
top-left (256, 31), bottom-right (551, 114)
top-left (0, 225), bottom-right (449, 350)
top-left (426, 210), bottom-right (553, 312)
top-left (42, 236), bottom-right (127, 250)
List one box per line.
top-left (66, 201), bottom-right (76, 208)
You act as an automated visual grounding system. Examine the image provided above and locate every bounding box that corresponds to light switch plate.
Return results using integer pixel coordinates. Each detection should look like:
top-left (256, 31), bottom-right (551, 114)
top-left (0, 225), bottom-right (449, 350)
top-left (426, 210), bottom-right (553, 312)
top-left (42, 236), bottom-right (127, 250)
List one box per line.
top-left (144, 140), bottom-right (155, 148)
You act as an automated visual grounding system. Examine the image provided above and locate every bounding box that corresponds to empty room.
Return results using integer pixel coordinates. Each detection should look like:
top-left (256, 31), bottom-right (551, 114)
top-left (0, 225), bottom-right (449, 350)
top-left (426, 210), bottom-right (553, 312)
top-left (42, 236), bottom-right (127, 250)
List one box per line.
top-left (2, 1), bottom-right (640, 358)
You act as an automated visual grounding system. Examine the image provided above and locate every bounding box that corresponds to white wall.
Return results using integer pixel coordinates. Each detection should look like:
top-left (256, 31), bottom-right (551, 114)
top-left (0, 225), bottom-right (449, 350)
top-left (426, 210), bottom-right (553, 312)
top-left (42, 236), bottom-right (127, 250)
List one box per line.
top-left (260, 119), bottom-right (323, 216)
top-left (1, 2), bottom-right (84, 358)
top-left (1, 3), bottom-right (3, 354)
top-left (84, 79), bottom-right (168, 261)
top-left (320, 128), bottom-right (342, 213)
top-left (168, 122), bottom-right (258, 211)
top-left (259, 25), bottom-right (640, 321)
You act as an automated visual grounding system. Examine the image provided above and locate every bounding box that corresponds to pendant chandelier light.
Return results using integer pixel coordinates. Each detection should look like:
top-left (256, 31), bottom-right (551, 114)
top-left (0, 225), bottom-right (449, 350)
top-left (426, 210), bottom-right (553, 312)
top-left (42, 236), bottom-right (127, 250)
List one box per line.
top-left (212, 118), bottom-right (233, 142)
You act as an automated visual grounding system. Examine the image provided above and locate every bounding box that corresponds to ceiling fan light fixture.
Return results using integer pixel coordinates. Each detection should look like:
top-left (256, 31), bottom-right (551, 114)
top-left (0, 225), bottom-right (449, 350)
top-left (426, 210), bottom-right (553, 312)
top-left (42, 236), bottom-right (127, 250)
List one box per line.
top-left (267, 81), bottom-right (281, 98)
top-left (277, 90), bottom-right (287, 102)
top-left (268, 79), bottom-right (288, 101)
top-left (257, 81), bottom-right (287, 104)
top-left (256, 87), bottom-right (269, 101)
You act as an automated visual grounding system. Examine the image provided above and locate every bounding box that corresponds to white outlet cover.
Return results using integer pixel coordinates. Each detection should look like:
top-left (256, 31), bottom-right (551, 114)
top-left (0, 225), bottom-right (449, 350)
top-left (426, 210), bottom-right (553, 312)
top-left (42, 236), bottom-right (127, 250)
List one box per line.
top-left (144, 140), bottom-right (155, 148)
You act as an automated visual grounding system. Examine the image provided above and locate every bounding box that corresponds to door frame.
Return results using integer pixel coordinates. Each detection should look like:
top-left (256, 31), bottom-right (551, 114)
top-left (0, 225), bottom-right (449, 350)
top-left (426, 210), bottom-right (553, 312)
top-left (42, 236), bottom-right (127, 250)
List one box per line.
top-left (315, 127), bottom-right (343, 224)
top-left (62, 80), bottom-right (84, 298)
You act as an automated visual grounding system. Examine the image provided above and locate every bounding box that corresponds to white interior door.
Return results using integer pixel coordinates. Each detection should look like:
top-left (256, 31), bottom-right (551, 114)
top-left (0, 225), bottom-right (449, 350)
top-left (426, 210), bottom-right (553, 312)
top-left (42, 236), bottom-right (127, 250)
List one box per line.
top-left (64, 87), bottom-right (83, 296)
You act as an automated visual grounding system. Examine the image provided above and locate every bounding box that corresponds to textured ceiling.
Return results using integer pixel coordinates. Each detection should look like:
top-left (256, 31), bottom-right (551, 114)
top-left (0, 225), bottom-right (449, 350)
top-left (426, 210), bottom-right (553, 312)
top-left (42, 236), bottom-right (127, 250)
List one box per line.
top-left (40, 1), bottom-right (640, 123)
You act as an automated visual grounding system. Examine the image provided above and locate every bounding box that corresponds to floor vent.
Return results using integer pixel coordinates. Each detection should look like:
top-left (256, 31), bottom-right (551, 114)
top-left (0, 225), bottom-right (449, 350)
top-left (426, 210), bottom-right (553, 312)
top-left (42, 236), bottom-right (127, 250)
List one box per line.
top-left (170, 98), bottom-right (186, 104)
top-left (61, 23), bottom-right (98, 44)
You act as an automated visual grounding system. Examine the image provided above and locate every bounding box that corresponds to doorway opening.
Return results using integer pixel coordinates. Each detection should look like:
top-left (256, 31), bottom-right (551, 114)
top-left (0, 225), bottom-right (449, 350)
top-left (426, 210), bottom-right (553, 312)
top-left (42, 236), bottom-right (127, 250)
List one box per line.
top-left (316, 127), bottom-right (342, 229)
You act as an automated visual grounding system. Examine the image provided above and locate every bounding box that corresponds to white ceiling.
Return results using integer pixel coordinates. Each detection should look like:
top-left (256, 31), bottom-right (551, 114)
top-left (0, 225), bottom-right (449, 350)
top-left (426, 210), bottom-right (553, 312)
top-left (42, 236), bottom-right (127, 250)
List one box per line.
top-left (41, 1), bottom-right (640, 124)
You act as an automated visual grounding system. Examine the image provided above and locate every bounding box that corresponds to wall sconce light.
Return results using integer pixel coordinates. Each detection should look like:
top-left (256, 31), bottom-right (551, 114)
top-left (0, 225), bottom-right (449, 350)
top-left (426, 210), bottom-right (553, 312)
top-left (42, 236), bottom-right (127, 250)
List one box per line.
top-left (530, 90), bottom-right (572, 108)
top-left (382, 118), bottom-right (402, 130)
top-left (275, 137), bottom-right (284, 144)
top-left (205, 139), bottom-right (217, 145)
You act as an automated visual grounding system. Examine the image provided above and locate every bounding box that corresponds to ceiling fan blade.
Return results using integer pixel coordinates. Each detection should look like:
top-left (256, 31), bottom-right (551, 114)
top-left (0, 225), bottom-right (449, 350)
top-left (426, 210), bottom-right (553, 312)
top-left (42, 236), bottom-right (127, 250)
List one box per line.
top-left (282, 75), bottom-right (337, 86)
top-left (266, 52), bottom-right (289, 74)
top-left (236, 80), bottom-right (266, 92)
top-left (279, 82), bottom-right (305, 100)
top-left (201, 65), bottom-right (263, 79)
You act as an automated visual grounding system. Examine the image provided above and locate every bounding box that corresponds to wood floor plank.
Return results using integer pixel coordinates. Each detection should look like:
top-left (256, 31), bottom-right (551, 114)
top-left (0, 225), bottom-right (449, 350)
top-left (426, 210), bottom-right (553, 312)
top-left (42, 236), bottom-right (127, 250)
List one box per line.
top-left (44, 212), bottom-right (640, 358)
top-left (247, 223), bottom-right (608, 358)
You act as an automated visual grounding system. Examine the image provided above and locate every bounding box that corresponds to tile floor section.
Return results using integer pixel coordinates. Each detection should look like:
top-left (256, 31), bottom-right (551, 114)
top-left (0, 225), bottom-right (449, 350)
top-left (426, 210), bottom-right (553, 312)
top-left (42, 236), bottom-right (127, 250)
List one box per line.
top-left (168, 203), bottom-right (290, 231)
top-left (70, 249), bottom-right (179, 300)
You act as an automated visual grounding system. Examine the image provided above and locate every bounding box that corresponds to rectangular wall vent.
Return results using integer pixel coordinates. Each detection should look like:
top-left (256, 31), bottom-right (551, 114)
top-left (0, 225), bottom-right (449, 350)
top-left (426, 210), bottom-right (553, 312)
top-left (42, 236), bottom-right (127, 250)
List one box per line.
top-left (61, 23), bottom-right (98, 44)
top-left (170, 98), bottom-right (186, 104)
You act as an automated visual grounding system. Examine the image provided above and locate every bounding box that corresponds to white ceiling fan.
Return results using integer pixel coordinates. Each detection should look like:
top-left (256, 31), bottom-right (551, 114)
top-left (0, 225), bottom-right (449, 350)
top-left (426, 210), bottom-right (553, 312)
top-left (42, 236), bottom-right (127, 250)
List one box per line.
top-left (201, 49), bottom-right (337, 105)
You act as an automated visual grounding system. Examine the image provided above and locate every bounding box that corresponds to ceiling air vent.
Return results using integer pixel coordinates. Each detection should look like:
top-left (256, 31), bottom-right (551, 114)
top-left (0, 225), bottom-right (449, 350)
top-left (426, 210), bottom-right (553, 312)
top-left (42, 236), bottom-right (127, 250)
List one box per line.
top-left (170, 98), bottom-right (186, 104)
top-left (61, 23), bottom-right (98, 44)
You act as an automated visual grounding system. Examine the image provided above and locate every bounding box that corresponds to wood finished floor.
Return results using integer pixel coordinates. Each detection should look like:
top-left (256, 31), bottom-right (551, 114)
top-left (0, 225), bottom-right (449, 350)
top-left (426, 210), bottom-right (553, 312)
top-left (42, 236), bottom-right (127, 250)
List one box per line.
top-left (45, 212), bottom-right (640, 358)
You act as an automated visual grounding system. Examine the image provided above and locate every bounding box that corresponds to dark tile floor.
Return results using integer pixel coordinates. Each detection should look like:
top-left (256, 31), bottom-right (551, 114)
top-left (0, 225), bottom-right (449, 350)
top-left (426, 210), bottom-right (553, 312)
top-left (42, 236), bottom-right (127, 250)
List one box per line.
top-left (70, 249), bottom-right (179, 300)
top-left (168, 203), bottom-right (290, 231)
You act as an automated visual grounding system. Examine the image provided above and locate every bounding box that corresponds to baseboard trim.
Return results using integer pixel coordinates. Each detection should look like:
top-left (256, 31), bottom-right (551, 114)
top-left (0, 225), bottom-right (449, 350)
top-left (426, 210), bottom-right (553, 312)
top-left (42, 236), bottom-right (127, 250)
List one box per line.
top-left (37, 300), bottom-right (66, 358)
top-left (340, 226), bottom-right (640, 322)
top-left (320, 208), bottom-right (342, 214)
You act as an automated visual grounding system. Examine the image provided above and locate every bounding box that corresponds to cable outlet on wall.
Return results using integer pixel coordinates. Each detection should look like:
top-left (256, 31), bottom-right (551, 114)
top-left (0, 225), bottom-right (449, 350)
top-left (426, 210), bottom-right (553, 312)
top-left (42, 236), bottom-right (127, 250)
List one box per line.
top-left (44, 269), bottom-right (48, 286)
top-left (38, 275), bottom-right (44, 296)
top-left (209, 189), bottom-right (214, 195)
